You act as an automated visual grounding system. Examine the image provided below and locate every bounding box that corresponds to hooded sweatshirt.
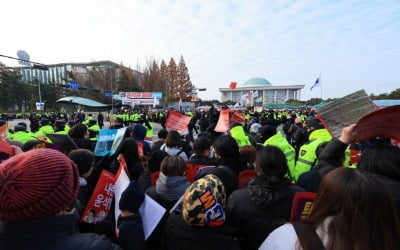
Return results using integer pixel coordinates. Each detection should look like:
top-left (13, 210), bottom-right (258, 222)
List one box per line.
top-left (155, 172), bottom-right (190, 201)
top-left (133, 124), bottom-right (151, 154)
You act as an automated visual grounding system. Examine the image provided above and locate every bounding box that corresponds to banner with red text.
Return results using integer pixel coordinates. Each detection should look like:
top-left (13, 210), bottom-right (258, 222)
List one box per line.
top-left (80, 170), bottom-right (115, 224)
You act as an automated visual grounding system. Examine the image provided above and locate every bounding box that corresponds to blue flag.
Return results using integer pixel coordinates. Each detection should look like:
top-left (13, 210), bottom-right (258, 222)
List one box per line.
top-left (310, 77), bottom-right (320, 91)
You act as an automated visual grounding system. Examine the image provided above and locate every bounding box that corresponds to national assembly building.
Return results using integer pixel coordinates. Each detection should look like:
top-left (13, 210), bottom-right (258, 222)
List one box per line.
top-left (219, 77), bottom-right (304, 106)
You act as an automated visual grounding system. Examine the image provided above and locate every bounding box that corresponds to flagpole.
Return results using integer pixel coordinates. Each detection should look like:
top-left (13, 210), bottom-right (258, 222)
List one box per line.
top-left (320, 73), bottom-right (322, 100)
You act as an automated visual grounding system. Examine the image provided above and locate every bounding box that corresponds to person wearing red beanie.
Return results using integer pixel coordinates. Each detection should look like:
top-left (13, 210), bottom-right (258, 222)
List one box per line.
top-left (0, 149), bottom-right (144, 250)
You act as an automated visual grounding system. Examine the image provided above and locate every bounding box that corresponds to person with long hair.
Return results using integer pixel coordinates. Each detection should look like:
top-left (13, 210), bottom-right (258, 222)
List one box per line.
top-left (357, 142), bottom-right (400, 217)
top-left (116, 138), bottom-right (144, 180)
top-left (259, 167), bottom-right (400, 250)
top-left (227, 146), bottom-right (304, 250)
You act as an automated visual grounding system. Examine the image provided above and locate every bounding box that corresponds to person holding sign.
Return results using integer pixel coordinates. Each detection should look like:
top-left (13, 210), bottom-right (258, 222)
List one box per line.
top-left (146, 156), bottom-right (191, 249)
top-left (0, 149), bottom-right (143, 250)
top-left (259, 168), bottom-right (400, 250)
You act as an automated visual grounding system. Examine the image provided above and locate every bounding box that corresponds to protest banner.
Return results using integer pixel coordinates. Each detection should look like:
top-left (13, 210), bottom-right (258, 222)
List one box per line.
top-left (94, 127), bottom-right (127, 156)
top-left (164, 110), bottom-right (192, 134)
top-left (317, 90), bottom-right (378, 138)
top-left (290, 192), bottom-right (317, 222)
top-left (351, 105), bottom-right (400, 143)
top-left (80, 169), bottom-right (115, 224)
top-left (214, 109), bottom-right (230, 132)
top-left (230, 110), bottom-right (246, 126)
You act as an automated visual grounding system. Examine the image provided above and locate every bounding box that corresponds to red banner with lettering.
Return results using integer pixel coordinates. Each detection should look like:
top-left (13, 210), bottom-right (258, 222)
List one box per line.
top-left (165, 110), bottom-right (192, 133)
top-left (80, 170), bottom-right (116, 224)
top-left (215, 109), bottom-right (230, 132)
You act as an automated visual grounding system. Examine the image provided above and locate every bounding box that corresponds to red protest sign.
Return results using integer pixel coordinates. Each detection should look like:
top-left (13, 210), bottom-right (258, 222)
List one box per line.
top-left (352, 105), bottom-right (400, 143)
top-left (81, 170), bottom-right (115, 224)
top-left (230, 110), bottom-right (246, 126)
top-left (215, 109), bottom-right (230, 132)
top-left (290, 192), bottom-right (317, 222)
top-left (165, 110), bottom-right (192, 133)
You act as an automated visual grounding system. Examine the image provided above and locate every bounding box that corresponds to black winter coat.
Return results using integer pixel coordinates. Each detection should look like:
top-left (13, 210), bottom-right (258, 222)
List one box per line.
top-left (226, 177), bottom-right (304, 250)
top-left (163, 210), bottom-right (241, 250)
top-left (145, 188), bottom-right (179, 250)
top-left (0, 214), bottom-right (144, 250)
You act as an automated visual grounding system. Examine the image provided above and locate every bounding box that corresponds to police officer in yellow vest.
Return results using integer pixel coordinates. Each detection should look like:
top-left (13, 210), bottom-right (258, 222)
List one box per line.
top-left (82, 114), bottom-right (94, 126)
top-left (139, 114), bottom-right (153, 141)
top-left (229, 123), bottom-right (252, 148)
top-left (88, 120), bottom-right (100, 141)
top-left (9, 123), bottom-right (36, 144)
top-left (53, 120), bottom-right (68, 135)
top-left (294, 117), bottom-right (332, 182)
top-left (34, 117), bottom-right (54, 140)
top-left (258, 125), bottom-right (296, 181)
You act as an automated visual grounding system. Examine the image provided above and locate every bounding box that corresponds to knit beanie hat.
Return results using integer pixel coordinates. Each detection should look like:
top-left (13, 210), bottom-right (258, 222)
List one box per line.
top-left (119, 180), bottom-right (145, 213)
top-left (182, 174), bottom-right (226, 227)
top-left (0, 149), bottom-right (79, 222)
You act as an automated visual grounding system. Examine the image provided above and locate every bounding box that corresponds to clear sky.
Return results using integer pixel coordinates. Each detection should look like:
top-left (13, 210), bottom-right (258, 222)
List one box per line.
top-left (1, 0), bottom-right (399, 101)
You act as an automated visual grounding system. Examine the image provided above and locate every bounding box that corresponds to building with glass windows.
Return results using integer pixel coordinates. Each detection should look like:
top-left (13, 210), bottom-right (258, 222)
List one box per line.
top-left (7, 60), bottom-right (141, 86)
top-left (219, 77), bottom-right (304, 106)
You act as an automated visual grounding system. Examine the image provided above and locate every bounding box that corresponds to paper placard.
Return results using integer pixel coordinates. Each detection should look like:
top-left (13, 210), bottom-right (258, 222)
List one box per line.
top-left (317, 90), bottom-right (378, 138)
top-left (352, 105), bottom-right (400, 143)
top-left (80, 170), bottom-right (115, 224)
top-left (290, 192), bottom-right (317, 222)
top-left (164, 110), bottom-right (192, 133)
top-left (230, 110), bottom-right (246, 126)
top-left (214, 109), bottom-right (230, 132)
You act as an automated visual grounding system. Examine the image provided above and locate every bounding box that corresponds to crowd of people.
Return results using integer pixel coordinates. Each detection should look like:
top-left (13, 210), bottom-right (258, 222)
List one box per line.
top-left (1, 106), bottom-right (400, 250)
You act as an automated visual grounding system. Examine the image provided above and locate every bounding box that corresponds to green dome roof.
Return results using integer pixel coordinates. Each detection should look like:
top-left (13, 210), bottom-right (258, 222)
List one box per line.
top-left (243, 77), bottom-right (272, 87)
